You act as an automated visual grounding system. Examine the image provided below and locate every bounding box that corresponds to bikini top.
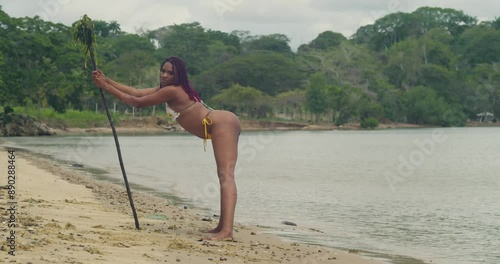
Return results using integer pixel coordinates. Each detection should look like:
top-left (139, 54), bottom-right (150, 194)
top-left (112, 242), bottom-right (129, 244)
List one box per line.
top-left (166, 101), bottom-right (215, 151)
top-left (166, 101), bottom-right (213, 121)
top-left (166, 103), bottom-right (180, 120)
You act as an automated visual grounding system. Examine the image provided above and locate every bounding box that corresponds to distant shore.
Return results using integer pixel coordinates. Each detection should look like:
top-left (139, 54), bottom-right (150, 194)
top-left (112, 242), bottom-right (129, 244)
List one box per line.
top-left (49, 119), bottom-right (437, 136)
top-left (2, 115), bottom-right (499, 137)
top-left (52, 120), bottom-right (500, 136)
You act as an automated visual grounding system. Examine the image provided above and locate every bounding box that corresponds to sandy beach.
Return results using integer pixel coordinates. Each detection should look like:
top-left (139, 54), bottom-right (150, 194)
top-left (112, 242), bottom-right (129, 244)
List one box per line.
top-left (1, 148), bottom-right (383, 264)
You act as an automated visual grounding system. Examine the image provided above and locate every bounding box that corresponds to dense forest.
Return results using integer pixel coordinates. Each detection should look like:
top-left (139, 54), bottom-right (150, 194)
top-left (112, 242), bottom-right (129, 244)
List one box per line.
top-left (0, 6), bottom-right (499, 127)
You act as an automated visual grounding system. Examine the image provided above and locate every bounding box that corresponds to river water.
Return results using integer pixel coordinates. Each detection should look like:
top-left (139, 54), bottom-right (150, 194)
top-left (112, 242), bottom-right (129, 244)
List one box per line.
top-left (2, 127), bottom-right (499, 264)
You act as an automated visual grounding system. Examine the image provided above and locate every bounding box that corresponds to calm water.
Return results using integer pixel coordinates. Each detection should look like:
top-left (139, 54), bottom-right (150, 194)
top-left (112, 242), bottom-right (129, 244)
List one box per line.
top-left (2, 127), bottom-right (500, 264)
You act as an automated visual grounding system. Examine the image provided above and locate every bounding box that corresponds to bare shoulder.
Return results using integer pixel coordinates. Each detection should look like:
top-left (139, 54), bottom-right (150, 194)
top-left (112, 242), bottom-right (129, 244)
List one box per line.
top-left (160, 85), bottom-right (183, 91)
top-left (162, 85), bottom-right (191, 101)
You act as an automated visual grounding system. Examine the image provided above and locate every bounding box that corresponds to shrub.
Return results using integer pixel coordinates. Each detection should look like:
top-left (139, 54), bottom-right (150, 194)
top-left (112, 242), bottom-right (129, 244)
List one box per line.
top-left (361, 117), bottom-right (379, 129)
top-left (4, 106), bottom-right (14, 114)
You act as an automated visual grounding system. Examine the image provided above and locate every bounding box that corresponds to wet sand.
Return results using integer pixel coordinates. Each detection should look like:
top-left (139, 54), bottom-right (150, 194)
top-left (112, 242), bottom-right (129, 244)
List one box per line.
top-left (0, 149), bottom-right (383, 263)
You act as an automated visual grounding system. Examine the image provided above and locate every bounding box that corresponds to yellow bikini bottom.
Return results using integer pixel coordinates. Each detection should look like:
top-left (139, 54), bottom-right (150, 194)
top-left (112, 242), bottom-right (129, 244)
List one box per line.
top-left (202, 116), bottom-right (213, 151)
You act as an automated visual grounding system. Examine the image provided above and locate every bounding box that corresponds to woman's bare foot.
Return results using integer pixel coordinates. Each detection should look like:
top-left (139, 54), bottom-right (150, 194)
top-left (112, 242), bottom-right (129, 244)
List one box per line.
top-left (204, 231), bottom-right (233, 241)
top-left (203, 227), bottom-right (222, 234)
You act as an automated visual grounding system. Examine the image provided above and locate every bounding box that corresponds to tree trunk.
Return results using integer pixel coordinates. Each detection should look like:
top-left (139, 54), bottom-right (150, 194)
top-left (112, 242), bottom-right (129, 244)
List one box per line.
top-left (423, 45), bottom-right (428, 65)
top-left (37, 90), bottom-right (42, 120)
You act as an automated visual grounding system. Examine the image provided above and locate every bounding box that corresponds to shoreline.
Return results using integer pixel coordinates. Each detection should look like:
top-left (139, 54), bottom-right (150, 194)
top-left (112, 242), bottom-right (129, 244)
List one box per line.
top-left (0, 148), bottom-right (386, 263)
top-left (48, 120), bottom-right (500, 136)
top-left (3, 114), bottom-right (498, 137)
top-left (47, 121), bottom-right (436, 136)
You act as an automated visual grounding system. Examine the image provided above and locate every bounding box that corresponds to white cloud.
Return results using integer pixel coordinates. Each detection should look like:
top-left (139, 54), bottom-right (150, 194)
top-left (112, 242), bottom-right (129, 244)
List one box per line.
top-left (123, 3), bottom-right (192, 33)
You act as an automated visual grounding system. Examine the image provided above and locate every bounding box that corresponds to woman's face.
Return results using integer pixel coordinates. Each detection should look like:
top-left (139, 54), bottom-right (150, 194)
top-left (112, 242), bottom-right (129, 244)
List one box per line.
top-left (160, 62), bottom-right (175, 87)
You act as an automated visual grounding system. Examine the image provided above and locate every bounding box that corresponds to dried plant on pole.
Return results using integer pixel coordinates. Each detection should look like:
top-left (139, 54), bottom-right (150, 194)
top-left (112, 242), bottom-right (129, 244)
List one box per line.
top-left (73, 14), bottom-right (140, 230)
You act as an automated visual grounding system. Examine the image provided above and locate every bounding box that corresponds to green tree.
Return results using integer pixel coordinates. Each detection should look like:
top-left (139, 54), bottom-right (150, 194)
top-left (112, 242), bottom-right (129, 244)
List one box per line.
top-left (351, 12), bottom-right (418, 50)
top-left (458, 26), bottom-right (500, 65)
top-left (207, 29), bottom-right (241, 53)
top-left (154, 22), bottom-right (210, 74)
top-left (352, 7), bottom-right (477, 50)
top-left (194, 51), bottom-right (304, 98)
top-left (0, 52), bottom-right (4, 96)
top-left (403, 86), bottom-right (445, 125)
top-left (93, 20), bottom-right (110, 37)
top-left (2, 17), bottom-right (56, 107)
top-left (464, 64), bottom-right (500, 119)
top-left (0, 6), bottom-right (497, 127)
top-left (108, 20), bottom-right (121, 35)
top-left (379, 90), bottom-right (405, 122)
top-left (417, 64), bottom-right (456, 102)
top-left (91, 20), bottom-right (122, 37)
top-left (402, 86), bottom-right (465, 126)
top-left (412, 7), bottom-right (477, 36)
top-left (211, 84), bottom-right (271, 118)
top-left (105, 50), bottom-right (156, 87)
top-left (105, 33), bottom-right (155, 57)
top-left (493, 17), bottom-right (500, 30)
top-left (299, 41), bottom-right (390, 95)
top-left (383, 34), bottom-right (455, 90)
top-left (326, 85), bottom-right (358, 125)
top-left (299, 31), bottom-right (346, 51)
top-left (274, 90), bottom-right (306, 120)
top-left (243, 34), bottom-right (292, 54)
top-left (305, 72), bottom-right (329, 122)
top-left (0, 11), bottom-right (97, 112)
top-left (383, 38), bottom-right (422, 88)
top-left (360, 117), bottom-right (379, 129)
top-left (420, 29), bottom-right (455, 67)
top-left (206, 30), bottom-right (241, 65)
top-left (206, 40), bottom-right (239, 65)
top-left (359, 102), bottom-right (384, 121)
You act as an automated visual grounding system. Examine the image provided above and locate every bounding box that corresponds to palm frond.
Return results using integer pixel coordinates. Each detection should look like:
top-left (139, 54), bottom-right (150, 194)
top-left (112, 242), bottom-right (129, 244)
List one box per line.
top-left (72, 14), bottom-right (98, 68)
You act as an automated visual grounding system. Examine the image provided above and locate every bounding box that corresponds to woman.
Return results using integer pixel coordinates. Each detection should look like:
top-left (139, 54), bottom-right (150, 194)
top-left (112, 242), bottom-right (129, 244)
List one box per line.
top-left (92, 56), bottom-right (240, 241)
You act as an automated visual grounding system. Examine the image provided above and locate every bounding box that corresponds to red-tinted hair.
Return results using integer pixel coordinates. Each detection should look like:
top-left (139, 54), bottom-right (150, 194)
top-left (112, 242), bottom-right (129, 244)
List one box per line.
top-left (160, 56), bottom-right (202, 102)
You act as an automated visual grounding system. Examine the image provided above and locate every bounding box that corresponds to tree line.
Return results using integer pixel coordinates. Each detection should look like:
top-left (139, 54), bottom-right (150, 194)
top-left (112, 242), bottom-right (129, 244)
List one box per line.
top-left (0, 6), bottom-right (499, 126)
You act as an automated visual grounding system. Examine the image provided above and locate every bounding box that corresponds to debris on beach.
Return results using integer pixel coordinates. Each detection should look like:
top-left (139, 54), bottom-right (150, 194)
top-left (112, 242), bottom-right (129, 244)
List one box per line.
top-left (281, 221), bottom-right (297, 226)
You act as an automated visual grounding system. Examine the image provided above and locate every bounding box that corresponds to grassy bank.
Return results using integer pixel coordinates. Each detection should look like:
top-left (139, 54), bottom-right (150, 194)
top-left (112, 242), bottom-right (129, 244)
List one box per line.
top-left (11, 106), bottom-right (119, 128)
top-left (7, 106), bottom-right (314, 130)
top-left (6, 106), bottom-right (493, 132)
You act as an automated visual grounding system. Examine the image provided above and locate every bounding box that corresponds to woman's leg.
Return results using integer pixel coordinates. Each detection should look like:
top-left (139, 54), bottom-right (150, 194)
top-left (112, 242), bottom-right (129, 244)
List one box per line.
top-left (205, 112), bottom-right (240, 240)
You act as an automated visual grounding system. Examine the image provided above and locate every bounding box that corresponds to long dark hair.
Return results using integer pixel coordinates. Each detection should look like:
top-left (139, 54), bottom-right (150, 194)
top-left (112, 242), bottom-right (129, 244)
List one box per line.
top-left (160, 56), bottom-right (202, 102)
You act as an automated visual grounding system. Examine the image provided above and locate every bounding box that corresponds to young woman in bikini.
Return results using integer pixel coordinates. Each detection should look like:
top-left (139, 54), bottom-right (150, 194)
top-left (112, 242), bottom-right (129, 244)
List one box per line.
top-left (92, 56), bottom-right (241, 241)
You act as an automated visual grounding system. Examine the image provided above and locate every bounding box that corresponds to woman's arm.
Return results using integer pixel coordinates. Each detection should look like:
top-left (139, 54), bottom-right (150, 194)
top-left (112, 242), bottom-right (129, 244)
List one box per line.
top-left (94, 70), bottom-right (160, 97)
top-left (93, 76), bottom-right (175, 108)
top-left (106, 77), bottom-right (160, 97)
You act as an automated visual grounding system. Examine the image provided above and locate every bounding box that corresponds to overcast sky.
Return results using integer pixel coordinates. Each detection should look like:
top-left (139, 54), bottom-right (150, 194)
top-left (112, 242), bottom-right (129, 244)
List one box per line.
top-left (0, 0), bottom-right (498, 50)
